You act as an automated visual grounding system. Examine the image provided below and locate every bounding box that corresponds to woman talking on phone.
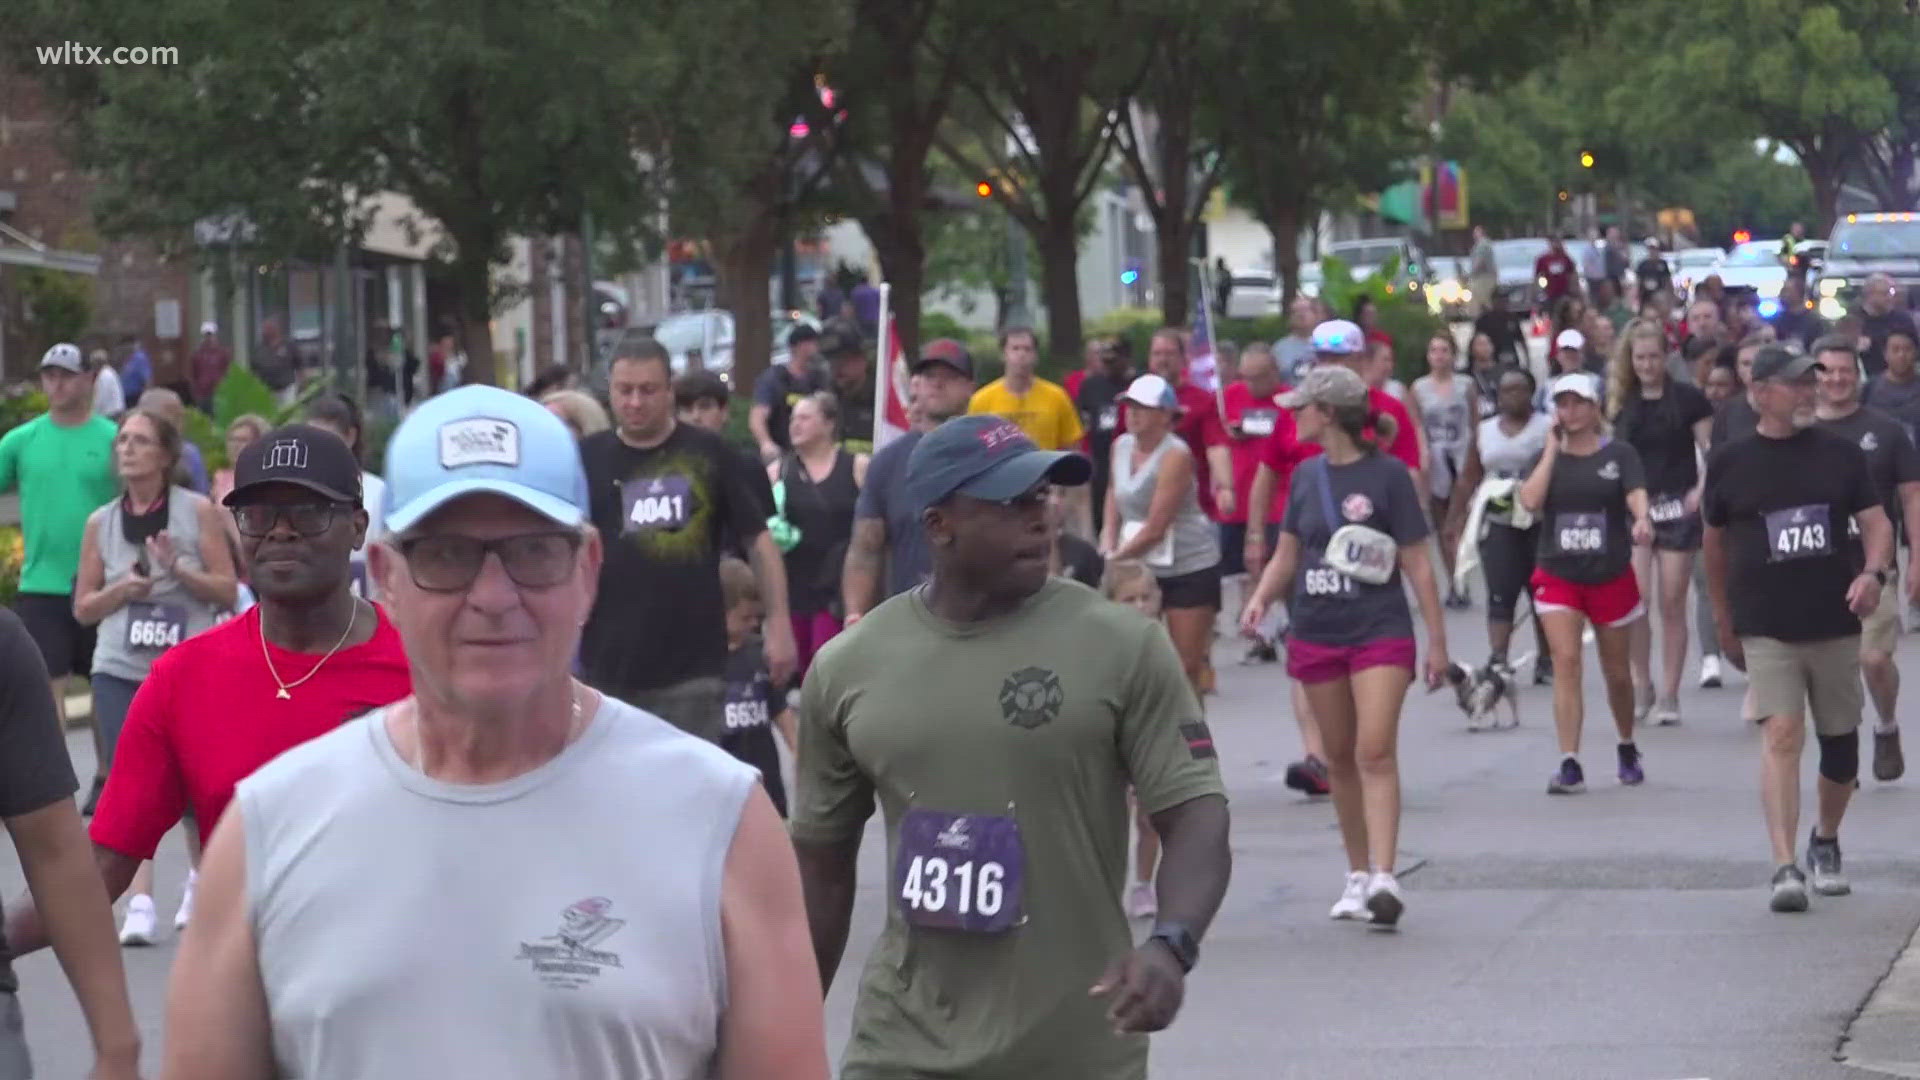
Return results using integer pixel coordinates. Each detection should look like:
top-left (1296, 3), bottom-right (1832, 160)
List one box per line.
top-left (1241, 365), bottom-right (1448, 928)
top-left (1519, 372), bottom-right (1653, 795)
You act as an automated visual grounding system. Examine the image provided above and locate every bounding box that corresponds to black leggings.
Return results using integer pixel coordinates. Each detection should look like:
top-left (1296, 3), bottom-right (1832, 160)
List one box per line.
top-left (1479, 522), bottom-right (1538, 623)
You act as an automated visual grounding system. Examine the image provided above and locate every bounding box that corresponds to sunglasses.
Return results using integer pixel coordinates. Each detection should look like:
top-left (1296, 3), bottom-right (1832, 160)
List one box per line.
top-left (396, 531), bottom-right (583, 592)
top-left (234, 501), bottom-right (348, 538)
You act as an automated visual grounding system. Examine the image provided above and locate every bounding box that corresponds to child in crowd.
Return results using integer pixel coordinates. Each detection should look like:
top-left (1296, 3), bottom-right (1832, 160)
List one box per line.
top-left (720, 558), bottom-right (795, 816)
top-left (1103, 559), bottom-right (1166, 919)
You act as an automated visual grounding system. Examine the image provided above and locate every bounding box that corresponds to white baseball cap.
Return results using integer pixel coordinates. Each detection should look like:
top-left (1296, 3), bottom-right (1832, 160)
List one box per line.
top-left (1310, 319), bottom-right (1366, 356)
top-left (1120, 373), bottom-right (1178, 410)
top-left (200, 320), bottom-right (218, 335)
top-left (39, 343), bottom-right (85, 374)
top-left (1555, 328), bottom-right (1586, 351)
top-left (1549, 372), bottom-right (1601, 404)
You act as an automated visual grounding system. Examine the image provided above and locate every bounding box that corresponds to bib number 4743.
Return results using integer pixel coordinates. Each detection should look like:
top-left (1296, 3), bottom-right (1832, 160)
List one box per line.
top-left (1765, 504), bottom-right (1832, 563)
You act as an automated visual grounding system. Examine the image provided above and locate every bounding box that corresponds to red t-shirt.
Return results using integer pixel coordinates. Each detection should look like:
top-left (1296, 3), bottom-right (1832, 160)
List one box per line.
top-left (90, 604), bottom-right (413, 859)
top-left (1219, 382), bottom-right (1289, 525)
top-left (1173, 382), bottom-right (1228, 520)
top-left (1259, 387), bottom-right (1421, 486)
top-left (1535, 251), bottom-right (1576, 300)
top-left (1370, 387), bottom-right (1423, 473)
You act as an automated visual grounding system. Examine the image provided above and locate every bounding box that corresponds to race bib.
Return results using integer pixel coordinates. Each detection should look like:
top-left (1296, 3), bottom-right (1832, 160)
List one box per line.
top-left (1098, 405), bottom-right (1119, 432)
top-left (1553, 512), bottom-right (1606, 555)
top-left (125, 601), bottom-right (186, 651)
top-left (1301, 566), bottom-right (1353, 598)
top-left (1240, 409), bottom-right (1277, 437)
top-left (620, 475), bottom-right (693, 533)
top-left (1766, 504), bottom-right (1832, 562)
top-left (723, 678), bottom-right (769, 731)
top-left (894, 808), bottom-right (1025, 933)
top-left (1121, 519), bottom-right (1175, 569)
top-left (1649, 497), bottom-right (1685, 524)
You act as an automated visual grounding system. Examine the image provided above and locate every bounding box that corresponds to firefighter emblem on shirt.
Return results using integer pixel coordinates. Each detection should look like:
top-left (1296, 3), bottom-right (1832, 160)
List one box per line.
top-left (999, 667), bottom-right (1064, 730)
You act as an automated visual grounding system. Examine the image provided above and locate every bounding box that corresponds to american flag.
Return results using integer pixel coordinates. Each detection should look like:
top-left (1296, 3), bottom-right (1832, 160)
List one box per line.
top-left (1188, 261), bottom-right (1227, 414)
top-left (872, 307), bottom-right (913, 451)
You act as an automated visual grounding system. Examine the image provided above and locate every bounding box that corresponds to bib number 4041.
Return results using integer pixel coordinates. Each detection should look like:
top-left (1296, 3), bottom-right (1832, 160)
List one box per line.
top-left (900, 856), bottom-right (1005, 918)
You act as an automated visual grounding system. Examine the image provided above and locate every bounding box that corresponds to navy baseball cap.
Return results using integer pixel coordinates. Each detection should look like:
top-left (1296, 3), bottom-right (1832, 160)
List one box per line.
top-left (913, 338), bottom-right (974, 378)
top-left (905, 415), bottom-right (1091, 510)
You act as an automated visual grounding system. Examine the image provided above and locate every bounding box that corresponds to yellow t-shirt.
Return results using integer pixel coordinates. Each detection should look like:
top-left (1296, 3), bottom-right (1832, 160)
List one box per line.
top-left (967, 377), bottom-right (1085, 450)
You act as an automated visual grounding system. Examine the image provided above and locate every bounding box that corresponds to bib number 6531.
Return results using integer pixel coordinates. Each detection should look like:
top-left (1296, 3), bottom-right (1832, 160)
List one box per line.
top-left (893, 808), bottom-right (1026, 933)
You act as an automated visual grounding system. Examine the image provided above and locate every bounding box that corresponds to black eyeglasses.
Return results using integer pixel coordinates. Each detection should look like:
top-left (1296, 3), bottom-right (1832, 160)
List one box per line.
top-left (234, 501), bottom-right (345, 538)
top-left (397, 532), bottom-right (583, 592)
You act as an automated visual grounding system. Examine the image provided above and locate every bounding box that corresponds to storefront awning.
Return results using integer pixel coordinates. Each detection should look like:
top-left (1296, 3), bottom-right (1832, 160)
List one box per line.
top-left (0, 221), bottom-right (100, 275)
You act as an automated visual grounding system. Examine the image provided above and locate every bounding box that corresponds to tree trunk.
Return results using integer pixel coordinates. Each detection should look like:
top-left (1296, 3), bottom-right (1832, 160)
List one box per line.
top-left (1806, 157), bottom-right (1841, 236)
top-left (1157, 217), bottom-right (1193, 326)
top-left (713, 210), bottom-right (777, 394)
top-left (1265, 201), bottom-right (1304, 307)
top-left (861, 151), bottom-right (930, 363)
top-left (1035, 213), bottom-right (1083, 366)
top-left (1154, 104), bottom-right (1195, 326)
top-left (454, 242), bottom-right (498, 386)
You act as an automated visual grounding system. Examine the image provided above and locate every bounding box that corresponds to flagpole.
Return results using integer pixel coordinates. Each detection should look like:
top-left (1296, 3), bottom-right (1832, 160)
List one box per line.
top-left (1192, 257), bottom-right (1227, 416)
top-left (873, 281), bottom-right (892, 450)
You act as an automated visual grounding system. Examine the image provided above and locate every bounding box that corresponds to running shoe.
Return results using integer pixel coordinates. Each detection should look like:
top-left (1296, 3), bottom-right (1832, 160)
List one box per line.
top-left (1617, 742), bottom-right (1645, 786)
top-left (1769, 864), bottom-right (1810, 913)
top-left (174, 871), bottom-right (197, 931)
top-left (1284, 755), bottom-right (1332, 796)
top-left (1445, 589), bottom-right (1471, 611)
top-left (1330, 871), bottom-right (1370, 921)
top-left (1240, 638), bottom-right (1279, 665)
top-left (1533, 654), bottom-right (1553, 686)
top-left (1365, 871), bottom-right (1405, 929)
top-left (119, 894), bottom-right (156, 947)
top-left (1650, 698), bottom-right (1681, 727)
top-left (1699, 654), bottom-right (1723, 689)
top-left (1127, 882), bottom-right (1157, 919)
top-left (1807, 831), bottom-right (1850, 896)
top-left (1632, 685), bottom-right (1656, 724)
top-left (1875, 729), bottom-right (1906, 782)
top-left (1548, 756), bottom-right (1586, 794)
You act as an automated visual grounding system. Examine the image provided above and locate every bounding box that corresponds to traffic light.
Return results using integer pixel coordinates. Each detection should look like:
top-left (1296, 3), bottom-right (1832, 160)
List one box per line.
top-left (1732, 228), bottom-right (1752, 244)
top-left (975, 180), bottom-right (994, 199)
top-left (1579, 150), bottom-right (1595, 169)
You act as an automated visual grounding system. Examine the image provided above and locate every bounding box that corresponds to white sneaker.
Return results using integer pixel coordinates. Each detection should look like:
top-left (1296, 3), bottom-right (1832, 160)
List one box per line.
top-left (1699, 654), bottom-right (1723, 689)
top-left (119, 895), bottom-right (156, 947)
top-left (174, 871), bottom-right (197, 931)
top-left (1365, 871), bottom-right (1405, 929)
top-left (1330, 871), bottom-right (1370, 921)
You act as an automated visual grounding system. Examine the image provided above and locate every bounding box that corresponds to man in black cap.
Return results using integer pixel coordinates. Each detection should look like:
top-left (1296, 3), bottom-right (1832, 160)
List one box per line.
top-left (5, 424), bottom-right (413, 958)
top-left (793, 414), bottom-right (1232, 1078)
top-left (749, 324), bottom-right (823, 464)
top-left (841, 339), bottom-right (977, 624)
top-left (1704, 345), bottom-right (1893, 913)
top-left (822, 329), bottom-right (876, 455)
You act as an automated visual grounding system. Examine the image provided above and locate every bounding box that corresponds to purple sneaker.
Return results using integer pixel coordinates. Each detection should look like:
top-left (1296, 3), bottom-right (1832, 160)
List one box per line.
top-left (1617, 743), bottom-right (1645, 786)
top-left (1547, 757), bottom-right (1585, 794)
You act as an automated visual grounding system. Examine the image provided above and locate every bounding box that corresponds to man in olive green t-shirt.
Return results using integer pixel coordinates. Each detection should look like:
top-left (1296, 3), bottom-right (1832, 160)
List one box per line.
top-left (793, 415), bottom-right (1231, 1080)
top-left (0, 344), bottom-right (120, 733)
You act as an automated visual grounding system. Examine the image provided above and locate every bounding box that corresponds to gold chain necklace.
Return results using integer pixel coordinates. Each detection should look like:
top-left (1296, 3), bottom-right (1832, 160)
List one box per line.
top-left (259, 600), bottom-right (360, 700)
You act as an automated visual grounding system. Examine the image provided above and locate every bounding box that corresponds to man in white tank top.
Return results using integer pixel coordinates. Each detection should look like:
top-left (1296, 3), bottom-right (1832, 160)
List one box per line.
top-left (159, 387), bottom-right (829, 1080)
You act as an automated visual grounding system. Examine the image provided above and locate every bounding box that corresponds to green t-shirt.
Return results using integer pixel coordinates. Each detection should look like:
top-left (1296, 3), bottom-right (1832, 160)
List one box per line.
top-left (794, 578), bottom-right (1226, 1080)
top-left (0, 413), bottom-right (118, 596)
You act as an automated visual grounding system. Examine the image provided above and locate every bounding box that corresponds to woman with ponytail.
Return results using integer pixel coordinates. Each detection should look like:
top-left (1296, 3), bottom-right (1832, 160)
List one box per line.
top-left (1242, 365), bottom-right (1448, 929)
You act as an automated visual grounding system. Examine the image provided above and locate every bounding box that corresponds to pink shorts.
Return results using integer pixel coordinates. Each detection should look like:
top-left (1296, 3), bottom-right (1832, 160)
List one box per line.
top-left (1285, 636), bottom-right (1417, 684)
top-left (790, 609), bottom-right (843, 677)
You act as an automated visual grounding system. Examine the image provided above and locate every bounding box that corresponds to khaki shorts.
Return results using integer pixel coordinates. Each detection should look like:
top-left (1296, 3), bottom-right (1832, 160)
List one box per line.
top-left (1741, 635), bottom-right (1864, 737)
top-left (1860, 577), bottom-right (1902, 656)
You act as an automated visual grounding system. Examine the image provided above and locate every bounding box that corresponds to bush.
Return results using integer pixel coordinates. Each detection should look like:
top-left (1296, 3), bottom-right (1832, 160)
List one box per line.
top-left (0, 526), bottom-right (19, 608)
top-left (16, 269), bottom-right (92, 356)
top-left (186, 366), bottom-right (330, 470)
top-left (0, 384), bottom-right (48, 439)
top-left (1318, 256), bottom-right (1448, 385)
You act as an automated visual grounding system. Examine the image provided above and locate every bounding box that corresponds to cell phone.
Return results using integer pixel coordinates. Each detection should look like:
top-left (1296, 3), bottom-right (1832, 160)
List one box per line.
top-left (134, 555), bottom-right (149, 577)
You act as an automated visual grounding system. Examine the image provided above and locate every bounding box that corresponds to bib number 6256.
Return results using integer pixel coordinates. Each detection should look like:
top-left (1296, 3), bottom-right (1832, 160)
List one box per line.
top-left (893, 808), bottom-right (1026, 933)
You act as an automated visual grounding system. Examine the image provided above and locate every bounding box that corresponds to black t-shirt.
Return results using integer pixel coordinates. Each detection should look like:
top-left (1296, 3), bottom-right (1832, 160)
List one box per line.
top-left (1616, 382), bottom-right (1712, 498)
top-left (723, 442), bottom-right (774, 562)
top-left (581, 423), bottom-right (770, 693)
top-left (1710, 394), bottom-right (1760, 450)
top-left (1056, 533), bottom-right (1104, 588)
top-left (1704, 428), bottom-right (1878, 642)
top-left (833, 384), bottom-right (876, 455)
top-left (0, 609), bottom-right (78, 995)
top-left (1815, 405), bottom-right (1920, 548)
top-left (752, 363), bottom-right (821, 452)
top-left (1862, 309), bottom-right (1919, 380)
top-left (1536, 440), bottom-right (1647, 584)
top-left (1075, 371), bottom-right (1128, 474)
top-left (1473, 311), bottom-right (1527, 366)
top-left (721, 636), bottom-right (787, 817)
top-left (1635, 257), bottom-right (1671, 299)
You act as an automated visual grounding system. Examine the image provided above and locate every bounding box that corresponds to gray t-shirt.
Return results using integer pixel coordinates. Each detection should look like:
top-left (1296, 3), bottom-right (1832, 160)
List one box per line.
top-left (238, 697), bottom-right (756, 1080)
top-left (856, 430), bottom-right (931, 599)
top-left (1274, 335), bottom-right (1316, 384)
top-left (1865, 374), bottom-right (1920, 448)
top-left (1281, 454), bottom-right (1430, 646)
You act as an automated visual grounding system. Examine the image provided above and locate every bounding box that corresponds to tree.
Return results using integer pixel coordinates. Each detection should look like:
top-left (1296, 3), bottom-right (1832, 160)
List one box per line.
top-left (15, 0), bottom-right (822, 385)
top-left (933, 0), bottom-right (1154, 363)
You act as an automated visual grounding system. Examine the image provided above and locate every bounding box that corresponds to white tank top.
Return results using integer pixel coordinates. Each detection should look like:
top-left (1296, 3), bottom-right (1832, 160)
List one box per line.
top-left (1477, 413), bottom-right (1552, 479)
top-left (238, 697), bottom-right (756, 1079)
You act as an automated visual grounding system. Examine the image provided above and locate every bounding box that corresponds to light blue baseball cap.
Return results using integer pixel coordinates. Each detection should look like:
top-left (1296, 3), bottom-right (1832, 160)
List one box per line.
top-left (382, 385), bottom-right (588, 534)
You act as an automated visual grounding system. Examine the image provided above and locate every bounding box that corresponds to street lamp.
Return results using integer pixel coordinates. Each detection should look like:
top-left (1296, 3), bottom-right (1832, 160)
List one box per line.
top-left (1579, 150), bottom-right (1595, 169)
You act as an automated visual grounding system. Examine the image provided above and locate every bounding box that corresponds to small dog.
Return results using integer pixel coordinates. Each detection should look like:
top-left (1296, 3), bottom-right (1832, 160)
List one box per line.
top-left (1445, 653), bottom-right (1533, 731)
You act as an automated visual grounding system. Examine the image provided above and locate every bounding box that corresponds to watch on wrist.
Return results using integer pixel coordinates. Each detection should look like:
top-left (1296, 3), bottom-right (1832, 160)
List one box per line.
top-left (1147, 921), bottom-right (1199, 974)
top-left (1873, 567), bottom-right (1892, 586)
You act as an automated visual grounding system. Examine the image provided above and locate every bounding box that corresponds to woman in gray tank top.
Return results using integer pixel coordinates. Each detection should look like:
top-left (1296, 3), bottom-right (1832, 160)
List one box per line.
top-left (1103, 374), bottom-right (1221, 696)
top-left (73, 407), bottom-right (237, 944)
top-left (1410, 333), bottom-right (1478, 609)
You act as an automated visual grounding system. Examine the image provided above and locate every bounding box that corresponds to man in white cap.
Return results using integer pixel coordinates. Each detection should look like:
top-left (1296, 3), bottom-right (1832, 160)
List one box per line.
top-left (189, 320), bottom-right (231, 409)
top-left (161, 385), bottom-right (828, 1079)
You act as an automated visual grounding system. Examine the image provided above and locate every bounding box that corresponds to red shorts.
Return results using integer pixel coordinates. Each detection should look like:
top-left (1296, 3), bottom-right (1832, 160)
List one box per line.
top-left (1286, 636), bottom-right (1417, 684)
top-left (1529, 566), bottom-right (1643, 628)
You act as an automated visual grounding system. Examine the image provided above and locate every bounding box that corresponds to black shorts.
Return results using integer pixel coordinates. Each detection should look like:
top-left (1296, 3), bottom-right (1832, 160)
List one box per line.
top-left (1156, 564), bottom-right (1223, 611)
top-left (1650, 506), bottom-right (1703, 553)
top-left (1217, 522), bottom-right (1281, 576)
top-left (13, 592), bottom-right (93, 679)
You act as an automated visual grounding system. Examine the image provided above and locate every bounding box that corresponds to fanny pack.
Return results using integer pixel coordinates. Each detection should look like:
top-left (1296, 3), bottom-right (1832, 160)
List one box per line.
top-left (1313, 457), bottom-right (1398, 586)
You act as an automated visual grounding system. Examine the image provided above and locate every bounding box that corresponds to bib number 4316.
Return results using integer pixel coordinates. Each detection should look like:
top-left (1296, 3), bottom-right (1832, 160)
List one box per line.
top-left (893, 808), bottom-right (1025, 933)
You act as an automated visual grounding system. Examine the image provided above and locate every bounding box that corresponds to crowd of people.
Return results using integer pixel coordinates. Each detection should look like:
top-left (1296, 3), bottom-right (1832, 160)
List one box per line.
top-left (0, 245), bottom-right (1915, 1075)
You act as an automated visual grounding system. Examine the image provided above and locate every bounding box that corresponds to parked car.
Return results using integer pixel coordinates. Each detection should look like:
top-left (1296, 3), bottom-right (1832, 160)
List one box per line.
top-left (1670, 247), bottom-right (1726, 302)
top-left (1490, 238), bottom-right (1551, 311)
top-left (1324, 237), bottom-right (1431, 295)
top-left (1224, 270), bottom-right (1281, 318)
top-left (590, 309), bottom-right (823, 391)
top-left (1817, 212), bottom-right (1920, 319)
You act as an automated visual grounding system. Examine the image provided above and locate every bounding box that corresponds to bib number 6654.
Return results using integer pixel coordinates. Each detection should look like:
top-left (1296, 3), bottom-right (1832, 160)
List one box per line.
top-left (900, 856), bottom-right (1004, 918)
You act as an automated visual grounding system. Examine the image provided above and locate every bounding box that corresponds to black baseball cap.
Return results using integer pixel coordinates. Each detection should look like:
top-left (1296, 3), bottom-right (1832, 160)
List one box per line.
top-left (787, 323), bottom-right (819, 346)
top-left (905, 415), bottom-right (1090, 511)
top-left (1750, 344), bottom-right (1823, 383)
top-left (821, 329), bottom-right (866, 359)
top-left (913, 338), bottom-right (974, 378)
top-left (222, 423), bottom-right (363, 506)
